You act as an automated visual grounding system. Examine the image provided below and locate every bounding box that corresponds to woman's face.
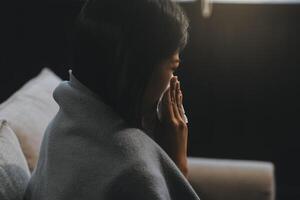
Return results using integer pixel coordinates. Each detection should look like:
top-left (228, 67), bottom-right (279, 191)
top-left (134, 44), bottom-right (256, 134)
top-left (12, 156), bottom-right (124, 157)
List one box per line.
top-left (142, 51), bottom-right (181, 115)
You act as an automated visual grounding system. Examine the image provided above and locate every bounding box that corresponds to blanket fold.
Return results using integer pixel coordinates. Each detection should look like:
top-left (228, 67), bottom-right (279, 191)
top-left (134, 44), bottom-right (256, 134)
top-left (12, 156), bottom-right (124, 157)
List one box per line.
top-left (23, 69), bottom-right (201, 200)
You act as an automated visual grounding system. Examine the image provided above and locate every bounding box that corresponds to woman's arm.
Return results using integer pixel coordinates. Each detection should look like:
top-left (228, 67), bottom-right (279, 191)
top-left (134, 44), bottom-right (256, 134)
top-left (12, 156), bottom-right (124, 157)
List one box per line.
top-left (105, 163), bottom-right (171, 200)
top-left (104, 159), bottom-right (200, 200)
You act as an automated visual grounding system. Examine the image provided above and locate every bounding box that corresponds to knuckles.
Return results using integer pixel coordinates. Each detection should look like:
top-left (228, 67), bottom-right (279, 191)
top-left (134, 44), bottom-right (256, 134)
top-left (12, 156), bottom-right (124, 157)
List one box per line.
top-left (168, 118), bottom-right (187, 130)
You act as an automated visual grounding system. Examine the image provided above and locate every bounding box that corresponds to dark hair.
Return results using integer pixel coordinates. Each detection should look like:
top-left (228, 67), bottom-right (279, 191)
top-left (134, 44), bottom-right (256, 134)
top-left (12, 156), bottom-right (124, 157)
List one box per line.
top-left (68, 0), bottom-right (189, 129)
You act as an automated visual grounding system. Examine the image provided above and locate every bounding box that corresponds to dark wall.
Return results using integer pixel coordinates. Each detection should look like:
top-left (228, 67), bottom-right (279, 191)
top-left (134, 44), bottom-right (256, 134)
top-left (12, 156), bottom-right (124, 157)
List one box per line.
top-left (0, 1), bottom-right (78, 99)
top-left (180, 3), bottom-right (300, 200)
top-left (0, 1), bottom-right (299, 199)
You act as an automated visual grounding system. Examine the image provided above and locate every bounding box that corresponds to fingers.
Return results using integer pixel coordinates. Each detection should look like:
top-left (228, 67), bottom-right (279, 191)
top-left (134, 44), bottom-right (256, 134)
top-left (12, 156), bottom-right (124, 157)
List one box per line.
top-left (179, 83), bottom-right (183, 105)
top-left (160, 76), bottom-right (186, 124)
top-left (170, 76), bottom-right (181, 120)
top-left (176, 81), bottom-right (185, 119)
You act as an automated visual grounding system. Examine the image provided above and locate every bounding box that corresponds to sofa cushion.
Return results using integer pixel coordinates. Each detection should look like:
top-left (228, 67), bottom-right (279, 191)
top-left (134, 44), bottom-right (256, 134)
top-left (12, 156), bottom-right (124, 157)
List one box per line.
top-left (0, 119), bottom-right (31, 200)
top-left (187, 157), bottom-right (275, 200)
top-left (0, 68), bottom-right (62, 172)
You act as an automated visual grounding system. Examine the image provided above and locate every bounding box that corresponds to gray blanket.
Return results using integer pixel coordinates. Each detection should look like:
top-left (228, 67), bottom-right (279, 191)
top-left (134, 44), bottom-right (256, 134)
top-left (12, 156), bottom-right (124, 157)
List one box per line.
top-left (23, 70), bottom-right (201, 200)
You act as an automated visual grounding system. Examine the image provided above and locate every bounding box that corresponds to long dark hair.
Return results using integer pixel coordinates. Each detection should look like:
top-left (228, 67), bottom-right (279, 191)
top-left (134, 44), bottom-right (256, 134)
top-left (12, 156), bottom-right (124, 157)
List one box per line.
top-left (68, 0), bottom-right (189, 129)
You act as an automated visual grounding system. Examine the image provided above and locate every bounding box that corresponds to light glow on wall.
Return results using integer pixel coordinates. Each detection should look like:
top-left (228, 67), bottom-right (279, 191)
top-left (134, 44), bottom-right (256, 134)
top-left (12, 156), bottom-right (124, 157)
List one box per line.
top-left (174, 0), bottom-right (300, 19)
top-left (175, 0), bottom-right (300, 3)
top-left (212, 0), bottom-right (300, 4)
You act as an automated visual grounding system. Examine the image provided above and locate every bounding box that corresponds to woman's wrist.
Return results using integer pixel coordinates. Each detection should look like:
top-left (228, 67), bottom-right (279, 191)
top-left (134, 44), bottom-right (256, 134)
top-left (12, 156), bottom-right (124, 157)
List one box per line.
top-left (179, 161), bottom-right (188, 178)
top-left (174, 155), bottom-right (188, 178)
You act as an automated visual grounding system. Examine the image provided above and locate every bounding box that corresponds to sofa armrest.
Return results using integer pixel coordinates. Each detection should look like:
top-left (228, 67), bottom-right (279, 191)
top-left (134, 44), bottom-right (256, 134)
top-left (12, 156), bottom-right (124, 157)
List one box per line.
top-left (187, 157), bottom-right (275, 200)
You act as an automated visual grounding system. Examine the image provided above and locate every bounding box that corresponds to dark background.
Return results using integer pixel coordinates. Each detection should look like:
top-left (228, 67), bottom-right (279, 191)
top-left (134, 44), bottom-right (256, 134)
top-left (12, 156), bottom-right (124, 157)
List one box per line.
top-left (0, 1), bottom-right (299, 199)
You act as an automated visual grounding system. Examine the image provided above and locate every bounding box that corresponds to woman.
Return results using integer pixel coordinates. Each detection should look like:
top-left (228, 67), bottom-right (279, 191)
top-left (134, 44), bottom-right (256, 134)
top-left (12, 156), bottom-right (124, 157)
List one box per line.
top-left (24, 0), bottom-right (200, 199)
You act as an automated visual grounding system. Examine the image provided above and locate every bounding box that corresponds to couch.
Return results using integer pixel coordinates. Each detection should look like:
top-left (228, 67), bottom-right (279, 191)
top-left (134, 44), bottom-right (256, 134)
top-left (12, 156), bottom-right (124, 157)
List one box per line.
top-left (0, 68), bottom-right (276, 200)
